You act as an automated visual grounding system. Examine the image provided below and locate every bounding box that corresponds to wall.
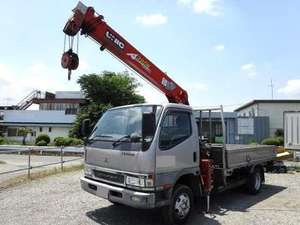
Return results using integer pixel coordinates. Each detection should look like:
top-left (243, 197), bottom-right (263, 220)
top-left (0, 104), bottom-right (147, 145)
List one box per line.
top-left (235, 117), bottom-right (270, 144)
top-left (237, 104), bottom-right (259, 117)
top-left (31, 126), bottom-right (71, 141)
top-left (4, 125), bottom-right (72, 143)
top-left (258, 103), bottom-right (300, 135)
top-left (237, 103), bottom-right (300, 136)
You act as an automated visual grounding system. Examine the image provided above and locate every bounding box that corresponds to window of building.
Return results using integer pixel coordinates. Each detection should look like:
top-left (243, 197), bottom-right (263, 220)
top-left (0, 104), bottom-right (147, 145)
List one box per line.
top-left (65, 108), bottom-right (78, 115)
top-left (49, 127), bottom-right (52, 132)
top-left (39, 127), bottom-right (43, 132)
top-left (159, 111), bottom-right (192, 150)
top-left (7, 128), bottom-right (17, 137)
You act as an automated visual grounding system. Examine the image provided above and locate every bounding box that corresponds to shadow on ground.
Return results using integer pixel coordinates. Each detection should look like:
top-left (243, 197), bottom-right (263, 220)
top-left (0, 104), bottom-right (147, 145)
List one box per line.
top-left (86, 183), bottom-right (286, 225)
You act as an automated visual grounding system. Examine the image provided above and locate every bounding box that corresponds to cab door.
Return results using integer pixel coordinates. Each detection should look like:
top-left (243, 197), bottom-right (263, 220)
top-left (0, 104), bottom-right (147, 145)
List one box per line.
top-left (155, 109), bottom-right (199, 174)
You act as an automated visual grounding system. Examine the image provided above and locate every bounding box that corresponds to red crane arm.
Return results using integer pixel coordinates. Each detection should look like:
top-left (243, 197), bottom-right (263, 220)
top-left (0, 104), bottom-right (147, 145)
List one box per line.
top-left (61, 2), bottom-right (189, 105)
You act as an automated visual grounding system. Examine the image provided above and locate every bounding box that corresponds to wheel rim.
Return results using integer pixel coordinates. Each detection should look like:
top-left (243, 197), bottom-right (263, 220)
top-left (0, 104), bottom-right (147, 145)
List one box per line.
top-left (174, 193), bottom-right (190, 218)
top-left (254, 172), bottom-right (261, 190)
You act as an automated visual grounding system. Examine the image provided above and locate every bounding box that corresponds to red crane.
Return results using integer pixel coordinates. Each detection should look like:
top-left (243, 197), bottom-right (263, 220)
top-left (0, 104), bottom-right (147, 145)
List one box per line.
top-left (61, 2), bottom-right (189, 105)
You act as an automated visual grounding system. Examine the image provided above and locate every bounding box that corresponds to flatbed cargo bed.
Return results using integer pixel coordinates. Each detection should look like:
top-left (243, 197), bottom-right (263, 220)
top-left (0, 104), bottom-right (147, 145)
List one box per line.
top-left (209, 144), bottom-right (276, 169)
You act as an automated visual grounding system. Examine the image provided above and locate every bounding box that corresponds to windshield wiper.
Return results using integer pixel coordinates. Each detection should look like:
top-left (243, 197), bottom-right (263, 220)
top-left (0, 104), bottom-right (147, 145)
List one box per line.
top-left (88, 135), bottom-right (113, 142)
top-left (112, 135), bottom-right (130, 147)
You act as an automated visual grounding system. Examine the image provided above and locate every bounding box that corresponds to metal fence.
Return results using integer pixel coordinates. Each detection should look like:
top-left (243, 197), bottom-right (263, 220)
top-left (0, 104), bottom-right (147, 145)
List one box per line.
top-left (0, 146), bottom-right (84, 178)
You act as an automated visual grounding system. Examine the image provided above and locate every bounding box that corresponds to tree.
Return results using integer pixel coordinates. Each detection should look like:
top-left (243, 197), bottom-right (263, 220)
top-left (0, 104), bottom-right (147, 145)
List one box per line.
top-left (275, 129), bottom-right (284, 137)
top-left (70, 71), bottom-right (145, 138)
top-left (18, 127), bottom-right (31, 145)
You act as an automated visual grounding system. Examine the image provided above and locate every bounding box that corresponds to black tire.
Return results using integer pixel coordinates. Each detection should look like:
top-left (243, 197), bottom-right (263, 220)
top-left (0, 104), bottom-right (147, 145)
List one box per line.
top-left (162, 185), bottom-right (193, 225)
top-left (247, 167), bottom-right (263, 195)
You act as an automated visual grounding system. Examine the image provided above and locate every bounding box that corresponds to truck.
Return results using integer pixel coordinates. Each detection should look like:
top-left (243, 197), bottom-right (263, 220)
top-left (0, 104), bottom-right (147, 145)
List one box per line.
top-left (61, 2), bottom-right (276, 224)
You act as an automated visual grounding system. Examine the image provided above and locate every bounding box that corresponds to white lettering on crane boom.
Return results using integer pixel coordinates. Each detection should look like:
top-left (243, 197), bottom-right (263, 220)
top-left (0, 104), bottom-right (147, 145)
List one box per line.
top-left (105, 31), bottom-right (125, 49)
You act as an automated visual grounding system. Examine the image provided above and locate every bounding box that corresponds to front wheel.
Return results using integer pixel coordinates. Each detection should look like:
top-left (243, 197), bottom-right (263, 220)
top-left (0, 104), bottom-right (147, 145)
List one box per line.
top-left (162, 185), bottom-right (193, 225)
top-left (247, 167), bottom-right (263, 194)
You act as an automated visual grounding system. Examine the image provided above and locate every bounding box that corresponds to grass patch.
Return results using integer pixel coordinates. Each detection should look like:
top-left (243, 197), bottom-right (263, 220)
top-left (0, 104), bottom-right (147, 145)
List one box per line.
top-left (0, 160), bottom-right (6, 164)
top-left (0, 163), bottom-right (83, 190)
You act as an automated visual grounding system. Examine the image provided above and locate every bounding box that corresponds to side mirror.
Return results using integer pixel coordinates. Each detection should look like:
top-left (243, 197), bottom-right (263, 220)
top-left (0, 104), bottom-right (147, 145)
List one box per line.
top-left (142, 113), bottom-right (156, 151)
top-left (81, 119), bottom-right (91, 138)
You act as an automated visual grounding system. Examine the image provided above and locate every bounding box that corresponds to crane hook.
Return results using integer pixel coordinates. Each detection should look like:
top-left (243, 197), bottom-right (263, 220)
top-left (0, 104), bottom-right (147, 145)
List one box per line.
top-left (61, 49), bottom-right (79, 80)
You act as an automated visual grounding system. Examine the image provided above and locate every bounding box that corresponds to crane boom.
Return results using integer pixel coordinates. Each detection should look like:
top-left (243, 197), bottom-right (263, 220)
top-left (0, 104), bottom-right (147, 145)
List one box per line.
top-left (61, 2), bottom-right (189, 105)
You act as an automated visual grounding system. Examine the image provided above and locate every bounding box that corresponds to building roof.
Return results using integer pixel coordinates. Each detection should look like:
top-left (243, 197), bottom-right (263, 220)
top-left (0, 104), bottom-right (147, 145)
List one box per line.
top-left (0, 110), bottom-right (76, 125)
top-left (235, 99), bottom-right (300, 112)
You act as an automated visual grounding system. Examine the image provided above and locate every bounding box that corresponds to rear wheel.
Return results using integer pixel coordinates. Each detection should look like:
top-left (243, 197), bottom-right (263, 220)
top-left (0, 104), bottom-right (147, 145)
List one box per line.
top-left (162, 184), bottom-right (193, 225)
top-left (247, 167), bottom-right (263, 194)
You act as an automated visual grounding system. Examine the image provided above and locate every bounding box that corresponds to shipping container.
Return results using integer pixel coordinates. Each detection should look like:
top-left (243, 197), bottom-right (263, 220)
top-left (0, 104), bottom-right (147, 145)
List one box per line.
top-left (284, 111), bottom-right (300, 160)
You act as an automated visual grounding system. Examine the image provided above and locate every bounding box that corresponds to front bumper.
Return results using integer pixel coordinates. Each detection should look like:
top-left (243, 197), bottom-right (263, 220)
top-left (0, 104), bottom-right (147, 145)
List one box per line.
top-left (80, 177), bottom-right (156, 209)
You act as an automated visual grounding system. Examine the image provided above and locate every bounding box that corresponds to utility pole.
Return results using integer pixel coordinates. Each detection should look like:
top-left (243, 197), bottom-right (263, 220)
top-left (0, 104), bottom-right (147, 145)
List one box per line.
top-left (268, 78), bottom-right (274, 99)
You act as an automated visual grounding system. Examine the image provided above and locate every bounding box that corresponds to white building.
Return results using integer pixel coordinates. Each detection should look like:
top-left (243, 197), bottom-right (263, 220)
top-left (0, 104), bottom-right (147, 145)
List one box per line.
top-left (0, 110), bottom-right (76, 142)
top-left (235, 100), bottom-right (300, 136)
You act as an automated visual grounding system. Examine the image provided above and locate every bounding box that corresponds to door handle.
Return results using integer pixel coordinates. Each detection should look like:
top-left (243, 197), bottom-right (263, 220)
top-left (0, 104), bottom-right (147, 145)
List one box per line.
top-left (193, 152), bottom-right (197, 162)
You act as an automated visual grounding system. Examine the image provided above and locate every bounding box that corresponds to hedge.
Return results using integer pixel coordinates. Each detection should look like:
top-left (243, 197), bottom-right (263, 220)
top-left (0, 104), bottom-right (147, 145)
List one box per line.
top-left (54, 137), bottom-right (83, 146)
top-left (261, 137), bottom-right (280, 146)
top-left (35, 134), bottom-right (50, 146)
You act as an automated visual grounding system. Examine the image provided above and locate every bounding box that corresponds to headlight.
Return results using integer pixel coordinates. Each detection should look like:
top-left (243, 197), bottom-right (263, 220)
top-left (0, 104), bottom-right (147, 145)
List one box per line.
top-left (84, 166), bottom-right (93, 177)
top-left (126, 174), bottom-right (154, 188)
top-left (126, 176), bottom-right (145, 187)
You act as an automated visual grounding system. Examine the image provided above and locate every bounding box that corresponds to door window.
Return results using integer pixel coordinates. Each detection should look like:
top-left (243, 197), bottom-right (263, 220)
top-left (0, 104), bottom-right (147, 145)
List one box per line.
top-left (159, 111), bottom-right (192, 150)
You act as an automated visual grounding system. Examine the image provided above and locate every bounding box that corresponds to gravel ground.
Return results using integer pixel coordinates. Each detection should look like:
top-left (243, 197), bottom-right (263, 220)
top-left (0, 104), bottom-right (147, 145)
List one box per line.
top-left (0, 171), bottom-right (299, 225)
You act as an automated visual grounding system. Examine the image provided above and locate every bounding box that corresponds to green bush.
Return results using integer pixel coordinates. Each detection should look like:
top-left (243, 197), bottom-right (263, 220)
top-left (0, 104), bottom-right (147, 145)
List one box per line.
top-left (0, 137), bottom-right (5, 145)
top-left (36, 140), bottom-right (48, 146)
top-left (248, 139), bottom-right (258, 145)
top-left (65, 137), bottom-right (83, 146)
top-left (275, 129), bottom-right (284, 137)
top-left (276, 136), bottom-right (284, 146)
top-left (53, 137), bottom-right (65, 146)
top-left (53, 136), bottom-right (83, 146)
top-left (261, 137), bottom-right (280, 146)
top-left (35, 134), bottom-right (50, 145)
top-left (70, 138), bottom-right (84, 146)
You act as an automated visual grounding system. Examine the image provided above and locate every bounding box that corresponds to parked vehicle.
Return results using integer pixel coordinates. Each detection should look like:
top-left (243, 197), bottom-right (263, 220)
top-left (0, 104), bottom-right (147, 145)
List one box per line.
top-left (80, 104), bottom-right (275, 224)
top-left (61, 2), bottom-right (277, 224)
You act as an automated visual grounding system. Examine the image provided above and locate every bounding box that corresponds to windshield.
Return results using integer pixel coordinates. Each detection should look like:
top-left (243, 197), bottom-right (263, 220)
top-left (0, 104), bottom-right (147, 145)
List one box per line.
top-left (89, 105), bottom-right (162, 140)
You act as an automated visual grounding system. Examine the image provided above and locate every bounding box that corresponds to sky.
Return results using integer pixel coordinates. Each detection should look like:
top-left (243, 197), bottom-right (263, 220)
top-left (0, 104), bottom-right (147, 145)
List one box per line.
top-left (0, 0), bottom-right (300, 111)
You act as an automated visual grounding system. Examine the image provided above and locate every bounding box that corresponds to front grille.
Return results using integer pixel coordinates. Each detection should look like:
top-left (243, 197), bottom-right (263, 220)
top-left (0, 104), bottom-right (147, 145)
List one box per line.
top-left (94, 170), bottom-right (124, 184)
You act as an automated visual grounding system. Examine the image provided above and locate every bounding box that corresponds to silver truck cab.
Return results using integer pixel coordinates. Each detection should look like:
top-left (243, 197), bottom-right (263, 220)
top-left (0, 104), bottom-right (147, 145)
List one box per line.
top-left (80, 103), bottom-right (200, 209)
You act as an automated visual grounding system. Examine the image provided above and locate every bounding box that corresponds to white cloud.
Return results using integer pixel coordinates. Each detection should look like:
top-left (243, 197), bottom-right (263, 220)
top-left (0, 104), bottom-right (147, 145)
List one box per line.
top-left (278, 79), bottom-right (300, 97)
top-left (136, 14), bottom-right (168, 26)
top-left (178, 0), bottom-right (223, 16)
top-left (241, 63), bottom-right (257, 77)
top-left (241, 63), bottom-right (255, 71)
top-left (0, 62), bottom-right (79, 106)
top-left (213, 44), bottom-right (224, 51)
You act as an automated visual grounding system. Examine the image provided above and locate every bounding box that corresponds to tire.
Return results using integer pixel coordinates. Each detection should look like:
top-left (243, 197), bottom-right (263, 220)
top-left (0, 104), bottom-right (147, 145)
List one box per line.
top-left (247, 167), bottom-right (263, 195)
top-left (162, 185), bottom-right (193, 225)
